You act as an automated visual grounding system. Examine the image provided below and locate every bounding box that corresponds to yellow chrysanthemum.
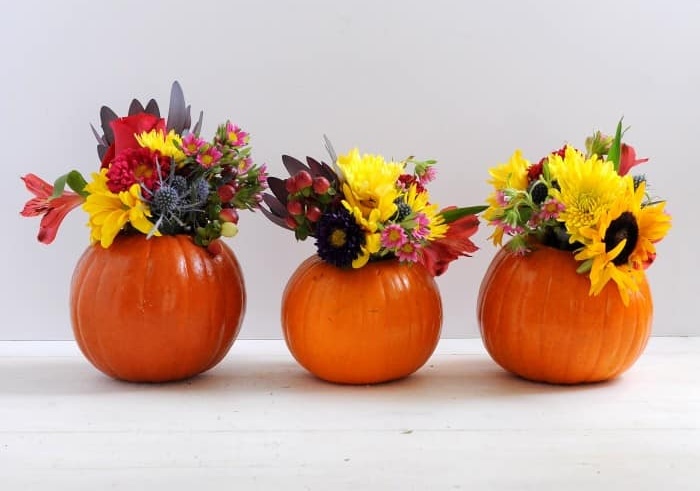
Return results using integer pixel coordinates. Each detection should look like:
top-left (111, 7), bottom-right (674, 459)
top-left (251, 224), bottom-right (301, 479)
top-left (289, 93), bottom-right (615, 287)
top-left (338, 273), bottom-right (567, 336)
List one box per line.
top-left (487, 149), bottom-right (530, 192)
top-left (549, 146), bottom-right (627, 244)
top-left (82, 169), bottom-right (160, 248)
top-left (337, 148), bottom-right (403, 222)
top-left (483, 150), bottom-right (530, 245)
top-left (403, 184), bottom-right (447, 240)
top-left (136, 129), bottom-right (186, 164)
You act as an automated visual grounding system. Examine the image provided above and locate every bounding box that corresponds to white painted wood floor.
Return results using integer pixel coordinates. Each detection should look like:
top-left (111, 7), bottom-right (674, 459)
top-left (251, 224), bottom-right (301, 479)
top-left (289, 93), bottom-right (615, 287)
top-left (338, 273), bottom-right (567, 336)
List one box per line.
top-left (1, 337), bottom-right (698, 491)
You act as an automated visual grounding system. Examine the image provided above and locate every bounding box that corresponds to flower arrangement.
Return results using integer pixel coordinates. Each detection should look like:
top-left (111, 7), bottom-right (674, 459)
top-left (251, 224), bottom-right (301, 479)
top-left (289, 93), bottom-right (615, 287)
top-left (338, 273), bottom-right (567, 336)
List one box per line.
top-left (20, 82), bottom-right (267, 251)
top-left (483, 120), bottom-right (671, 304)
top-left (261, 139), bottom-right (485, 276)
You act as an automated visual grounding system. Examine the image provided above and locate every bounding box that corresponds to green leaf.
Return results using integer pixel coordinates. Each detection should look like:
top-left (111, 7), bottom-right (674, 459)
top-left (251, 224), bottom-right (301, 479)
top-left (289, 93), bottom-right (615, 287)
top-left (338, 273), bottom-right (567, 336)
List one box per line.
top-left (439, 205), bottom-right (488, 223)
top-left (51, 174), bottom-right (69, 198)
top-left (607, 118), bottom-right (623, 172)
top-left (52, 170), bottom-right (88, 198)
top-left (66, 170), bottom-right (88, 197)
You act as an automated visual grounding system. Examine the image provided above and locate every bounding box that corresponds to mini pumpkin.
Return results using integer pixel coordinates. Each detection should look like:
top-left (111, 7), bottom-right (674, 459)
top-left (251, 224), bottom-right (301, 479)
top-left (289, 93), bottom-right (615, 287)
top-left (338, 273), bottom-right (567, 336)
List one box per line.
top-left (477, 242), bottom-right (653, 384)
top-left (282, 255), bottom-right (442, 384)
top-left (70, 234), bottom-right (246, 382)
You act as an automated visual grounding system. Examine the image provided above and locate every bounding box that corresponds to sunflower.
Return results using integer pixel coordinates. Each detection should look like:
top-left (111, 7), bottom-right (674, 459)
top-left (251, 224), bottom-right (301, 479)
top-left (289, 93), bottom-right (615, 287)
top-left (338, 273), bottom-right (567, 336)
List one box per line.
top-left (574, 180), bottom-right (670, 305)
top-left (548, 146), bottom-right (627, 244)
top-left (629, 197), bottom-right (672, 269)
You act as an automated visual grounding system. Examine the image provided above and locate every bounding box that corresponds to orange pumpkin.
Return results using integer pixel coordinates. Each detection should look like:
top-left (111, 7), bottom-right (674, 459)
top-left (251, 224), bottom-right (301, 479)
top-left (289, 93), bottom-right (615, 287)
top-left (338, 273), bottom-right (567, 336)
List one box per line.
top-left (70, 234), bottom-right (246, 382)
top-left (477, 242), bottom-right (653, 384)
top-left (282, 255), bottom-right (442, 384)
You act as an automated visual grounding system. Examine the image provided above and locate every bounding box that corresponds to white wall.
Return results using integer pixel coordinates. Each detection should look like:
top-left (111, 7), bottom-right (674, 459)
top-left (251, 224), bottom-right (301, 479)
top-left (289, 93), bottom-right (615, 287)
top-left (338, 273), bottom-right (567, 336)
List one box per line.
top-left (3, 0), bottom-right (696, 339)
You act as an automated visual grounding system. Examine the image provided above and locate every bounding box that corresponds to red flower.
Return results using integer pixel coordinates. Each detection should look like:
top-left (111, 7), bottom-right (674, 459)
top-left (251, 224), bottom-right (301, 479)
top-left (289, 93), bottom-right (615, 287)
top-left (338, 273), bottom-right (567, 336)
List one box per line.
top-left (101, 113), bottom-right (166, 168)
top-left (20, 174), bottom-right (84, 244)
top-left (397, 173), bottom-right (426, 193)
top-left (618, 143), bottom-right (648, 176)
top-left (420, 210), bottom-right (479, 276)
top-left (105, 147), bottom-right (170, 194)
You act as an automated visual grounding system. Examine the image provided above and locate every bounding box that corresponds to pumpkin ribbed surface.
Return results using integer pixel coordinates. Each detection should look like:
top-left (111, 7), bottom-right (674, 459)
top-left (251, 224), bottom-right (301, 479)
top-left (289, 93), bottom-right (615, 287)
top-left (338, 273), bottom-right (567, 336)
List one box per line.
top-left (70, 234), bottom-right (246, 382)
top-left (282, 255), bottom-right (443, 384)
top-left (477, 244), bottom-right (653, 384)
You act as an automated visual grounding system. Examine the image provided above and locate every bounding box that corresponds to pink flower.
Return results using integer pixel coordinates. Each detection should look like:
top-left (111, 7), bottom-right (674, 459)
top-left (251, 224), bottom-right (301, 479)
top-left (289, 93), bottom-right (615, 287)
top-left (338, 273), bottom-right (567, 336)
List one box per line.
top-left (20, 174), bottom-right (84, 244)
top-left (226, 122), bottom-right (249, 147)
top-left (418, 165), bottom-right (437, 185)
top-left (618, 143), bottom-right (649, 176)
top-left (257, 163), bottom-right (268, 187)
top-left (238, 157), bottom-right (254, 174)
top-left (419, 212), bottom-right (479, 276)
top-left (197, 146), bottom-right (223, 168)
top-left (495, 190), bottom-right (509, 207)
top-left (537, 197), bottom-right (564, 221)
top-left (381, 224), bottom-right (408, 249)
top-left (396, 240), bottom-right (421, 263)
top-left (181, 133), bottom-right (206, 156)
top-left (411, 213), bottom-right (431, 240)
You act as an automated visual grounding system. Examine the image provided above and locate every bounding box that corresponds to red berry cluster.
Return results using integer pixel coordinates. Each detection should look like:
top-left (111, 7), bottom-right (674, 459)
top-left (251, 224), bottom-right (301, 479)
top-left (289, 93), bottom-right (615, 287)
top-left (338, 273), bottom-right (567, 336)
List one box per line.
top-left (217, 184), bottom-right (240, 224)
top-left (284, 170), bottom-right (335, 239)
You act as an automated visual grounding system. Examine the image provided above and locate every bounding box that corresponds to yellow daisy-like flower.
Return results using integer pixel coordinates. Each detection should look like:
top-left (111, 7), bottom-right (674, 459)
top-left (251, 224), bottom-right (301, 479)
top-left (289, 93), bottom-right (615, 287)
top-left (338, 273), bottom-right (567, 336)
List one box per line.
top-left (136, 129), bottom-right (186, 164)
top-left (82, 169), bottom-right (160, 248)
top-left (549, 145), bottom-right (626, 244)
top-left (403, 184), bottom-right (447, 240)
top-left (351, 231), bottom-right (382, 269)
top-left (341, 202), bottom-right (382, 268)
top-left (337, 148), bottom-right (403, 222)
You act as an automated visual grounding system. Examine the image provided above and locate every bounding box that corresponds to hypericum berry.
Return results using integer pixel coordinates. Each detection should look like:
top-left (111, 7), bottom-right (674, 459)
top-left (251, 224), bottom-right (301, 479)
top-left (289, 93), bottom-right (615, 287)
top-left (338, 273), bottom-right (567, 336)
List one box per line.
top-left (295, 170), bottom-right (313, 189)
top-left (284, 215), bottom-right (298, 230)
top-left (207, 241), bottom-right (224, 256)
top-left (529, 181), bottom-right (549, 205)
top-left (305, 205), bottom-right (322, 222)
top-left (286, 199), bottom-right (304, 216)
top-left (312, 176), bottom-right (331, 194)
top-left (285, 176), bottom-right (298, 193)
top-left (221, 222), bottom-right (239, 238)
top-left (219, 208), bottom-right (239, 224)
top-left (217, 184), bottom-right (236, 203)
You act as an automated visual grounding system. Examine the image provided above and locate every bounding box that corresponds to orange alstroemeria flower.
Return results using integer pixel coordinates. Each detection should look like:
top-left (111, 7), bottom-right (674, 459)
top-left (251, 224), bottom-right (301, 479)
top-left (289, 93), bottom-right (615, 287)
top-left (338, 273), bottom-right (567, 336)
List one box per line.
top-left (20, 173), bottom-right (84, 244)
